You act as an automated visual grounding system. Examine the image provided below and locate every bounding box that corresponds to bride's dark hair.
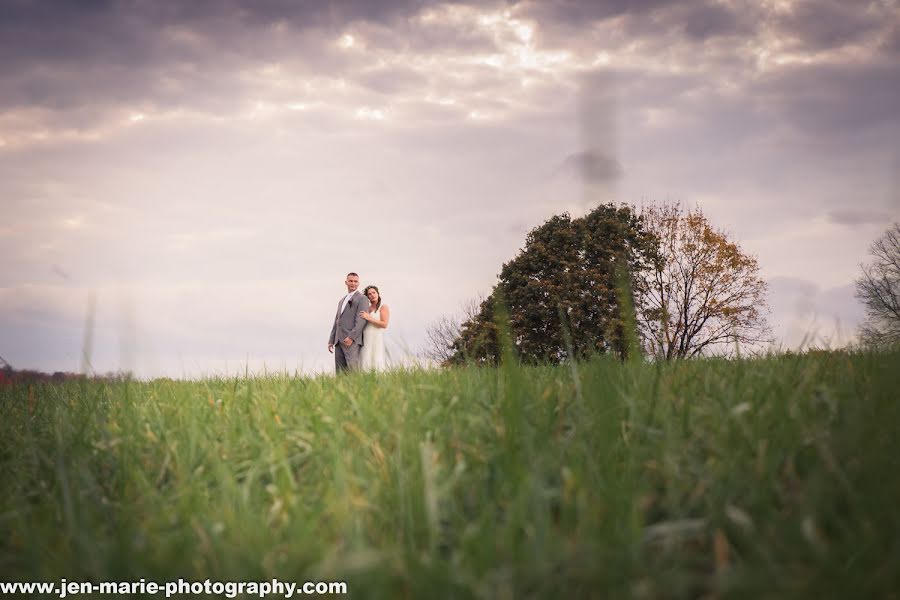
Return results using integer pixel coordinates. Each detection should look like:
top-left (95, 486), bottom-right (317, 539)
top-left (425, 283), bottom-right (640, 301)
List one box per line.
top-left (363, 285), bottom-right (382, 310)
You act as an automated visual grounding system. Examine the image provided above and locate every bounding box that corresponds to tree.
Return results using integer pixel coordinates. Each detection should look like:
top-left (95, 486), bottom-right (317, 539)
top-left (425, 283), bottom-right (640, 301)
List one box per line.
top-left (449, 203), bottom-right (657, 365)
top-left (636, 202), bottom-right (771, 359)
top-left (422, 296), bottom-right (483, 364)
top-left (855, 222), bottom-right (900, 348)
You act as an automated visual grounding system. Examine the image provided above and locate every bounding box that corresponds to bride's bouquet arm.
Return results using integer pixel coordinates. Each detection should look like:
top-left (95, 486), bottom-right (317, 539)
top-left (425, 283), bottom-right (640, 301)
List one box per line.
top-left (359, 305), bottom-right (390, 329)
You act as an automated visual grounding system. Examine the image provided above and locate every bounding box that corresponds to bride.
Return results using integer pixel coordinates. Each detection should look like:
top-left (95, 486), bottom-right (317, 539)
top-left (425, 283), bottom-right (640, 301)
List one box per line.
top-left (358, 285), bottom-right (390, 371)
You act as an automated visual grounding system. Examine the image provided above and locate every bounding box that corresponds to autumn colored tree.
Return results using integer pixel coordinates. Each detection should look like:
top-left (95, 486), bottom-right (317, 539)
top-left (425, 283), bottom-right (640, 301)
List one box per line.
top-left (449, 204), bottom-right (657, 365)
top-left (636, 202), bottom-right (770, 359)
top-left (855, 222), bottom-right (900, 348)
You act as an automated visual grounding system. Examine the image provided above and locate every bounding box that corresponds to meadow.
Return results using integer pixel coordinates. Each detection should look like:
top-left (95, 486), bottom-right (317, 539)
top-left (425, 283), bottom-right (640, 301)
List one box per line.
top-left (1, 349), bottom-right (898, 598)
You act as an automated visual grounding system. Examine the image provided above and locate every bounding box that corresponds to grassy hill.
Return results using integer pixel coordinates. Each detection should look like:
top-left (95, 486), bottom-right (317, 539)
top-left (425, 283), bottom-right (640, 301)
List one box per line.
top-left (2, 349), bottom-right (898, 598)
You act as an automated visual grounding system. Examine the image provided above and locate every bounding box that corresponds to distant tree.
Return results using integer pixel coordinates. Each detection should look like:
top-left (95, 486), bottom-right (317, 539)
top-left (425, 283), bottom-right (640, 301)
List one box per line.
top-left (855, 222), bottom-right (900, 348)
top-left (422, 296), bottom-right (483, 365)
top-left (449, 204), bottom-right (657, 365)
top-left (636, 202), bottom-right (771, 359)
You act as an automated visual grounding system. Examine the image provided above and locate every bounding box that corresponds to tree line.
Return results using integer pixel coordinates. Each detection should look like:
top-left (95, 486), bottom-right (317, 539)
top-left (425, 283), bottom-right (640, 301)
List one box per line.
top-left (0, 355), bottom-right (131, 385)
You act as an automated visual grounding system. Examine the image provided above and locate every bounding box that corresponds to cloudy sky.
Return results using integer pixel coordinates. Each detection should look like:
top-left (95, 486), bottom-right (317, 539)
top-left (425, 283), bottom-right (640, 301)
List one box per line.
top-left (2, 0), bottom-right (898, 377)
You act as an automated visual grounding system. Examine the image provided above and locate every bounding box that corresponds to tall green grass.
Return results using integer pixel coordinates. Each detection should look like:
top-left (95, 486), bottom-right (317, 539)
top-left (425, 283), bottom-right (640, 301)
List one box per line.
top-left (1, 350), bottom-right (898, 598)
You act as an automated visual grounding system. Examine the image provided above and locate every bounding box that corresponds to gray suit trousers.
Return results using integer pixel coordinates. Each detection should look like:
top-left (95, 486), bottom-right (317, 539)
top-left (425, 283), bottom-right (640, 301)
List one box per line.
top-left (335, 341), bottom-right (362, 373)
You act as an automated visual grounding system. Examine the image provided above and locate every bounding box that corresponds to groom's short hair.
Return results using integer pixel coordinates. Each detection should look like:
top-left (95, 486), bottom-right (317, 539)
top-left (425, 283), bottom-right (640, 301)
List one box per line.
top-left (347, 272), bottom-right (359, 278)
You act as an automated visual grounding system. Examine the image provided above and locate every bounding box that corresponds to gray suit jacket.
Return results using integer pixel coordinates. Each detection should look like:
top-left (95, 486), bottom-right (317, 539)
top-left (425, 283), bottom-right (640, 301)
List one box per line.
top-left (329, 291), bottom-right (368, 346)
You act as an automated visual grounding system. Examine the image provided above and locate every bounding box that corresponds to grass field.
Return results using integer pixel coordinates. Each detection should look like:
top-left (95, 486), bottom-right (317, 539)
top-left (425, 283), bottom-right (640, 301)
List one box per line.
top-left (1, 349), bottom-right (898, 598)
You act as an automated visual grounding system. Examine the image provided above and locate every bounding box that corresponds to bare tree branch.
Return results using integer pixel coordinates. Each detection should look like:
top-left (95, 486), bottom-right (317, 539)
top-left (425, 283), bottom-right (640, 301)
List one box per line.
top-left (636, 202), bottom-right (771, 359)
top-left (855, 222), bottom-right (900, 348)
top-left (421, 295), bottom-right (484, 364)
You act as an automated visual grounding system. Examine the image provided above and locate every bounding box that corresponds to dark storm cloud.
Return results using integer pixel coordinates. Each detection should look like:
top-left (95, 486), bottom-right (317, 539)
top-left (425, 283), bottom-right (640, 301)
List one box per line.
top-left (758, 62), bottom-right (900, 137)
top-left (0, 0), bottom-right (428, 43)
top-left (883, 25), bottom-right (900, 55)
top-left (515, 0), bottom-right (677, 24)
top-left (0, 0), bottom-right (728, 101)
top-left (0, 2), bottom-right (245, 112)
top-left (680, 2), bottom-right (747, 41)
top-left (230, 0), bottom-right (430, 27)
top-left (0, 0), bottom-right (503, 112)
top-left (772, 0), bottom-right (884, 52)
top-left (522, 0), bottom-right (898, 56)
top-left (2, 0), bottom-right (896, 71)
top-left (0, 0), bottom-right (503, 69)
top-left (518, 0), bottom-right (759, 50)
top-left (2, 0), bottom-right (900, 151)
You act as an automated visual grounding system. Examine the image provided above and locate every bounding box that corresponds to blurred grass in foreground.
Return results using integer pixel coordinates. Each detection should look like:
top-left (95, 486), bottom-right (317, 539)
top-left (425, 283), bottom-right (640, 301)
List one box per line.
top-left (1, 349), bottom-right (898, 598)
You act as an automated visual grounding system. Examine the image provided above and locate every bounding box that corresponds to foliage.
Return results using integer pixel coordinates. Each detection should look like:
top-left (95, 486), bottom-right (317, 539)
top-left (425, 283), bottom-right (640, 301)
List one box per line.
top-left (422, 296), bottom-right (483, 364)
top-left (449, 204), bottom-right (657, 365)
top-left (637, 202), bottom-right (771, 359)
top-left (855, 222), bottom-right (900, 348)
top-left (1, 350), bottom-right (898, 597)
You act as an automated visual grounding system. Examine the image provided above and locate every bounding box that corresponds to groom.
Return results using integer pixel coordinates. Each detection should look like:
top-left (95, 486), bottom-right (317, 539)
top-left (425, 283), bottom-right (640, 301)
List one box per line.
top-left (328, 272), bottom-right (368, 372)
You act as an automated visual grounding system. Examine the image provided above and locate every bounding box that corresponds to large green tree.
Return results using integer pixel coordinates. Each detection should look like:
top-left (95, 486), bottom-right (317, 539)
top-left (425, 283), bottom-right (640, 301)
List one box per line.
top-left (449, 204), bottom-right (657, 365)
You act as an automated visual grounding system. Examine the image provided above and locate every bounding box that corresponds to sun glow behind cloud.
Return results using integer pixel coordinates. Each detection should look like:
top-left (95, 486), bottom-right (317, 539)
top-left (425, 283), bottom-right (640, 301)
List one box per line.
top-left (338, 33), bottom-right (356, 49)
top-left (0, 6), bottom-right (592, 150)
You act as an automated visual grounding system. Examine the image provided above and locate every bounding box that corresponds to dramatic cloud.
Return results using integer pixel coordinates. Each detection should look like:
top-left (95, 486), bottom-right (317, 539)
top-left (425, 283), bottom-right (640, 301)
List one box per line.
top-left (772, 0), bottom-right (884, 51)
top-left (681, 2), bottom-right (748, 41)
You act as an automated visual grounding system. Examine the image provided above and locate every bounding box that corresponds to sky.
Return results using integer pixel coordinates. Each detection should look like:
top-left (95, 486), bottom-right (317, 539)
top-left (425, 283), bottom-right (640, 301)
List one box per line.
top-left (2, 0), bottom-right (898, 378)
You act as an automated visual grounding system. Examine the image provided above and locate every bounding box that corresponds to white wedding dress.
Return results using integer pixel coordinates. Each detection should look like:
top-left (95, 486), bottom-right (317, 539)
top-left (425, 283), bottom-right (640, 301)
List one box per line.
top-left (360, 308), bottom-right (387, 372)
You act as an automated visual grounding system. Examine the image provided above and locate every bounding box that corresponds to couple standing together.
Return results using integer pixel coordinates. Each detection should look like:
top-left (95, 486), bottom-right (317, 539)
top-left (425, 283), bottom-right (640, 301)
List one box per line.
top-left (328, 272), bottom-right (391, 373)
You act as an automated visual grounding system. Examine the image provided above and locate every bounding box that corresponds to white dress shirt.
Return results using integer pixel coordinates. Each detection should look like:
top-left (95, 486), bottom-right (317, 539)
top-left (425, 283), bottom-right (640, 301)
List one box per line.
top-left (340, 291), bottom-right (355, 314)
